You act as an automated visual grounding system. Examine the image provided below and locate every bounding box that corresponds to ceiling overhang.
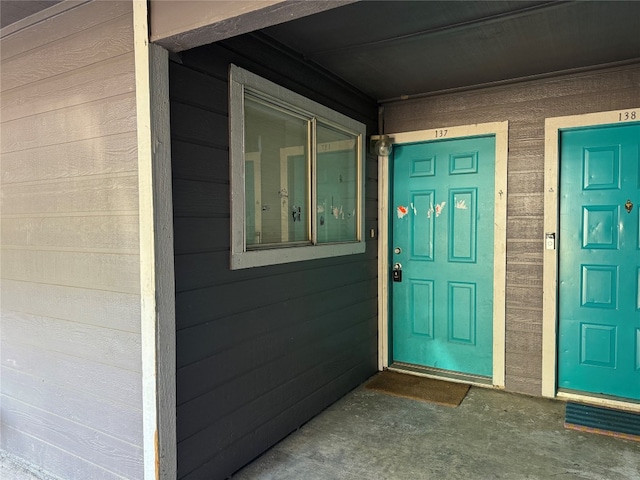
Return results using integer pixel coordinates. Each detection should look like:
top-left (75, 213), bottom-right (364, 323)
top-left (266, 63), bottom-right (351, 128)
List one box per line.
top-left (149, 0), bottom-right (357, 52)
top-left (260, 1), bottom-right (640, 101)
top-left (2, 1), bottom-right (638, 103)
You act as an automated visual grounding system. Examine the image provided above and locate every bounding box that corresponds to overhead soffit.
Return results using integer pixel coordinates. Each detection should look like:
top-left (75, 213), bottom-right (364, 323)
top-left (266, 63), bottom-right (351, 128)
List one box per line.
top-left (261, 0), bottom-right (640, 101)
top-left (2, 1), bottom-right (638, 102)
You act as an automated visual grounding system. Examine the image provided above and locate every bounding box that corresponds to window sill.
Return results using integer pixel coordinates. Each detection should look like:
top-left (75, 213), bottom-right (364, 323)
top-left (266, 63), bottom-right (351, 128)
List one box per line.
top-left (231, 241), bottom-right (366, 269)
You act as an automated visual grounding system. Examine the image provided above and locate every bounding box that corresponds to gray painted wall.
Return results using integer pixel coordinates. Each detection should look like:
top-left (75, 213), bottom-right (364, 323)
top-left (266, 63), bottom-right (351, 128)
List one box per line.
top-left (0, 2), bottom-right (144, 478)
top-left (383, 63), bottom-right (640, 396)
top-left (170, 34), bottom-right (379, 479)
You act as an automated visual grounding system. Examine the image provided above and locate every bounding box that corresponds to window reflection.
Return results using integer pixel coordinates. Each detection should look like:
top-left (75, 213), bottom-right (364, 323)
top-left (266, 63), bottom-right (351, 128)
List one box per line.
top-left (244, 95), bottom-right (309, 247)
top-left (316, 123), bottom-right (359, 243)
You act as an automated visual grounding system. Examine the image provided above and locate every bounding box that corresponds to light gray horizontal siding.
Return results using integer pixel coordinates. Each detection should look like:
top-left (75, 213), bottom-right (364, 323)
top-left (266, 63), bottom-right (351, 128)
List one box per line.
top-left (2, 311), bottom-right (141, 372)
top-left (1, 367), bottom-right (142, 446)
top-left (1, 341), bottom-right (142, 409)
top-left (1, 280), bottom-right (140, 333)
top-left (1, 52), bottom-right (136, 123)
top-left (0, 2), bottom-right (143, 479)
top-left (1, 396), bottom-right (141, 478)
top-left (1, 215), bottom-right (140, 252)
top-left (1, 13), bottom-right (134, 91)
top-left (1, 249), bottom-right (140, 293)
top-left (1, 94), bottom-right (137, 152)
top-left (1, 175), bottom-right (139, 217)
top-left (0, 132), bottom-right (138, 184)
top-left (0, 1), bottom-right (133, 61)
top-left (384, 63), bottom-right (640, 396)
top-left (1, 427), bottom-right (132, 480)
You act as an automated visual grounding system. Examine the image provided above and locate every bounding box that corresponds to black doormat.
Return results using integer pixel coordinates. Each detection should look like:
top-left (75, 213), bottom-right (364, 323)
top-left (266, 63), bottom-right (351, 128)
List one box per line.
top-left (365, 370), bottom-right (470, 407)
top-left (565, 402), bottom-right (640, 442)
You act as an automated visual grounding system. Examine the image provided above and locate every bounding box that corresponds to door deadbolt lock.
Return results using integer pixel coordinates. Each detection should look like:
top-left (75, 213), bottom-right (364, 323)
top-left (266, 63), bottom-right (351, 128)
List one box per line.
top-left (392, 263), bottom-right (402, 282)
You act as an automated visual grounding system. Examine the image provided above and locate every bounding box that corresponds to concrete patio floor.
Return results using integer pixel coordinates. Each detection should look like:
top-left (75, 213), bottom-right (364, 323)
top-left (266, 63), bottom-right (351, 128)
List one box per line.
top-left (2, 380), bottom-right (639, 479)
top-left (232, 381), bottom-right (640, 480)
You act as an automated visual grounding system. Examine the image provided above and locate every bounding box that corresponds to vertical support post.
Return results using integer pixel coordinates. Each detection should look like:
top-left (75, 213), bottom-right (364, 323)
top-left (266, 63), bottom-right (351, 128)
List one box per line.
top-left (134, 1), bottom-right (177, 478)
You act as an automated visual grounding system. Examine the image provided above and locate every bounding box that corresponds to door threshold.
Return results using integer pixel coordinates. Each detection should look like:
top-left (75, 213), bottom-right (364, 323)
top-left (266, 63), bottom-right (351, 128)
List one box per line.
top-left (557, 389), bottom-right (640, 414)
top-left (389, 362), bottom-right (494, 388)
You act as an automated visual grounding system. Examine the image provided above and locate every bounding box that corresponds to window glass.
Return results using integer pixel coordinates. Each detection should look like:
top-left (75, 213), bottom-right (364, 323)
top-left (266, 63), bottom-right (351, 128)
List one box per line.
top-left (244, 95), bottom-right (309, 247)
top-left (229, 65), bottom-right (366, 269)
top-left (316, 122), bottom-right (359, 243)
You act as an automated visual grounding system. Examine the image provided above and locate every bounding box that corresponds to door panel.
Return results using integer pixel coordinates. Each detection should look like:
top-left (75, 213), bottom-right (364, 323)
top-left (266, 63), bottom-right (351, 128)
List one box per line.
top-left (558, 123), bottom-right (640, 400)
top-left (391, 136), bottom-right (495, 377)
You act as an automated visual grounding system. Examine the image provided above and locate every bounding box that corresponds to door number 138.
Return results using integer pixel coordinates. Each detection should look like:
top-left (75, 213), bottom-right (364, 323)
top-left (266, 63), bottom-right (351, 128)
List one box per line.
top-left (618, 110), bottom-right (637, 121)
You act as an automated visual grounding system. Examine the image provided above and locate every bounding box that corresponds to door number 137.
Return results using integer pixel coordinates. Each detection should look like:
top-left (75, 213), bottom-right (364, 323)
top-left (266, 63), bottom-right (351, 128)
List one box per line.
top-left (435, 129), bottom-right (448, 138)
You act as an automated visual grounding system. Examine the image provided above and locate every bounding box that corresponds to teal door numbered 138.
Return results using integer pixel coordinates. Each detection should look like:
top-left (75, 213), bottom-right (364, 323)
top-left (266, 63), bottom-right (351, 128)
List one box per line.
top-left (558, 123), bottom-right (640, 401)
top-left (391, 136), bottom-right (495, 377)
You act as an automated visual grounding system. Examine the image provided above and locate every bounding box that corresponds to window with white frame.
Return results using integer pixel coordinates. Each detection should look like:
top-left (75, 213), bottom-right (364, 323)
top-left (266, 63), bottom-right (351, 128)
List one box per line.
top-left (229, 65), bottom-right (366, 269)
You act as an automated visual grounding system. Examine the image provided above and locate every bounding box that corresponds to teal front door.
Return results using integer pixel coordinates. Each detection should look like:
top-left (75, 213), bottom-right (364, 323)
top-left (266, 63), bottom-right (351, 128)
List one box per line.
top-left (558, 123), bottom-right (640, 401)
top-left (391, 136), bottom-right (495, 377)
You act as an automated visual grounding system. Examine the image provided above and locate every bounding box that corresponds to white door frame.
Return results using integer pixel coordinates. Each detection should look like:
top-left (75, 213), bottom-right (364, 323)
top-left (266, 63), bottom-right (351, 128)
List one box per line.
top-left (377, 121), bottom-right (508, 388)
top-left (542, 107), bottom-right (640, 412)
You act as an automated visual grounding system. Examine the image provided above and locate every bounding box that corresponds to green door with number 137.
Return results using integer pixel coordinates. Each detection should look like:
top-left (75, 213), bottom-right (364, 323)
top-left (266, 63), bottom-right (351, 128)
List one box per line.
top-left (391, 135), bottom-right (496, 377)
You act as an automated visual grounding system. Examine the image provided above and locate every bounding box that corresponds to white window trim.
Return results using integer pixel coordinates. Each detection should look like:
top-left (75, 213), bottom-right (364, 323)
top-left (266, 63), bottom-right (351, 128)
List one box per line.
top-left (229, 65), bottom-right (366, 269)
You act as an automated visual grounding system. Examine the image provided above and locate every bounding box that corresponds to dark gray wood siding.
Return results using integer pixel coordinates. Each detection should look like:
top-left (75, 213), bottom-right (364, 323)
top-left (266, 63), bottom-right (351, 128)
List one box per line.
top-left (0, 2), bottom-right (143, 479)
top-left (383, 63), bottom-right (640, 396)
top-left (170, 34), bottom-right (379, 479)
